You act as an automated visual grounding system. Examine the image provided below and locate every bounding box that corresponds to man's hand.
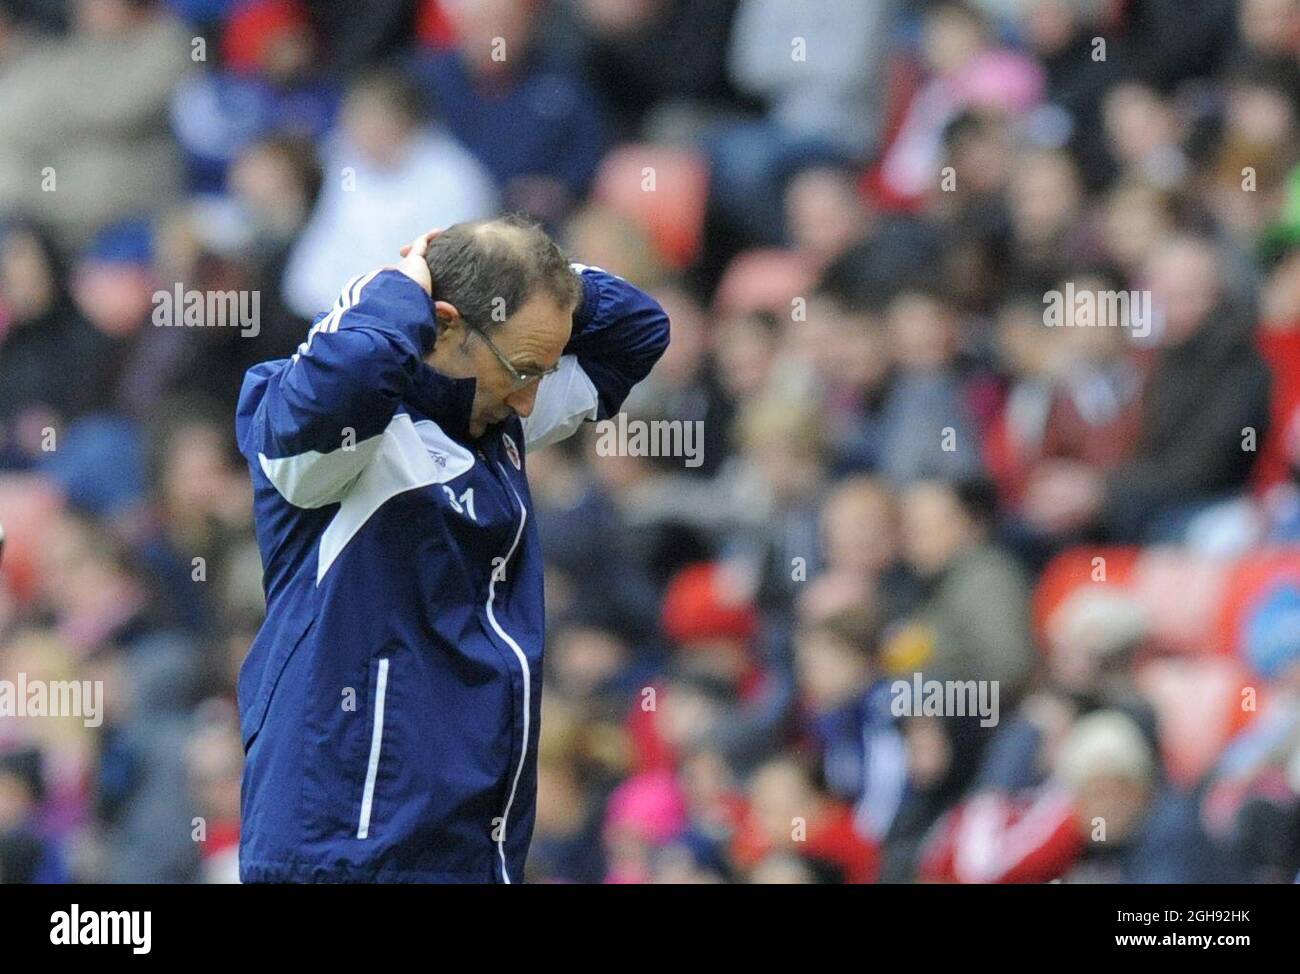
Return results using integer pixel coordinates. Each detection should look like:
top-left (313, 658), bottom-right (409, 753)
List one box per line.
top-left (394, 228), bottom-right (441, 296)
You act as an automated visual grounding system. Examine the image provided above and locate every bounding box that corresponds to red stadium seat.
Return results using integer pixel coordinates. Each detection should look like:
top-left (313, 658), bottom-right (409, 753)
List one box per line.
top-left (1215, 547), bottom-right (1300, 659)
top-left (1130, 547), bottom-right (1231, 653)
top-left (1035, 546), bottom-right (1300, 658)
top-left (1031, 546), bottom-right (1141, 650)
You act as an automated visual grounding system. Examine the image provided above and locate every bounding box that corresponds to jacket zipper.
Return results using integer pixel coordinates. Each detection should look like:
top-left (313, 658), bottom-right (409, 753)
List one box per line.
top-left (356, 656), bottom-right (390, 839)
top-left (483, 458), bottom-right (531, 883)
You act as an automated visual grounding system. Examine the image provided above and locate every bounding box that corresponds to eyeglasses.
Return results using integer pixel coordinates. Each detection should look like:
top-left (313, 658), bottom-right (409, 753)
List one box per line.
top-left (469, 324), bottom-right (560, 393)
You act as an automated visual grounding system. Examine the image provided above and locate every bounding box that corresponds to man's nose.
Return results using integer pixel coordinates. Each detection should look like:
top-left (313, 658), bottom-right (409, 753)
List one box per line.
top-left (505, 382), bottom-right (539, 418)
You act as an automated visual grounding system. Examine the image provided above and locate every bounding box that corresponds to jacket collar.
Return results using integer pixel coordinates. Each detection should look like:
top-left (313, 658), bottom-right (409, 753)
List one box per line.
top-left (407, 366), bottom-right (478, 443)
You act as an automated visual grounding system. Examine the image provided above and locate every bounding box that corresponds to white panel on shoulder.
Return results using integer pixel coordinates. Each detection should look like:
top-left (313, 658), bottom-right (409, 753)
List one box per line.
top-left (259, 434), bottom-right (384, 509)
top-left (317, 413), bottom-right (475, 583)
top-left (521, 354), bottom-right (599, 451)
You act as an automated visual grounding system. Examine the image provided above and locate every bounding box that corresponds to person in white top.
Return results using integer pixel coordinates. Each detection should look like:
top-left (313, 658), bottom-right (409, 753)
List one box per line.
top-left (283, 69), bottom-right (498, 319)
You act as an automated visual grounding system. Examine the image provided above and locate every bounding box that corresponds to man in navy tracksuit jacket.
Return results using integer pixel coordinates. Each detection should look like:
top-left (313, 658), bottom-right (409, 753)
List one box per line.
top-left (235, 217), bottom-right (668, 882)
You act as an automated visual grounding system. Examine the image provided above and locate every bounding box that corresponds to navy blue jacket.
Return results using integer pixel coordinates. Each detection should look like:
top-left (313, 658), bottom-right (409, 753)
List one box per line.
top-left (235, 264), bottom-right (668, 882)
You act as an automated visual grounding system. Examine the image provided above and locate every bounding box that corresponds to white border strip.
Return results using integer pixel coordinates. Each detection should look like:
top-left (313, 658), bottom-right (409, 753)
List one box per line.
top-left (356, 656), bottom-right (390, 839)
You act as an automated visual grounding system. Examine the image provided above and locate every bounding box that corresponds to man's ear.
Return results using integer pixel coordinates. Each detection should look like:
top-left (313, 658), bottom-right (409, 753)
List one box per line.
top-left (432, 301), bottom-right (464, 341)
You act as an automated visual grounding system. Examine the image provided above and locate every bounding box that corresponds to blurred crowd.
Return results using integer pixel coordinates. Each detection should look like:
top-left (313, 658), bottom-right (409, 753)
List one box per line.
top-left (2, 0), bottom-right (1300, 883)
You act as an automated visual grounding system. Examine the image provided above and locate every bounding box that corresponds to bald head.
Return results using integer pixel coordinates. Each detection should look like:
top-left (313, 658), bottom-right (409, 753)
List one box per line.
top-left (424, 216), bottom-right (579, 334)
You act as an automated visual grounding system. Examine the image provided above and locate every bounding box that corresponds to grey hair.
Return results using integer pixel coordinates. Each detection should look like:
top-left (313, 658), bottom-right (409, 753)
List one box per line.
top-left (424, 215), bottom-right (579, 334)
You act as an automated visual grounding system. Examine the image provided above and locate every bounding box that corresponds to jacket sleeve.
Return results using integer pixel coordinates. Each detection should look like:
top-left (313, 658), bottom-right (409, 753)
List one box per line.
top-left (237, 269), bottom-right (467, 508)
top-left (522, 264), bottom-right (670, 450)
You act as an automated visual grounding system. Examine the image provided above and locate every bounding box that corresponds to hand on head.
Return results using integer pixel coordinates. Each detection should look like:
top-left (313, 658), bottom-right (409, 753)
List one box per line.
top-left (395, 228), bottom-right (441, 295)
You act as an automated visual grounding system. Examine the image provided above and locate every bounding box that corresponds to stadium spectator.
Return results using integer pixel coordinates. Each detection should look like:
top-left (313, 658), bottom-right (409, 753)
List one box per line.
top-left (1054, 710), bottom-right (1233, 882)
top-left (1024, 235), bottom-right (1273, 541)
top-left (707, 0), bottom-right (891, 249)
top-left (0, 0), bottom-right (192, 245)
top-left (897, 479), bottom-right (1036, 696)
top-left (795, 605), bottom-right (904, 850)
top-left (877, 286), bottom-right (983, 484)
top-left (879, 0), bottom-right (1044, 206)
top-left (0, 223), bottom-right (107, 462)
top-left (282, 68), bottom-right (495, 316)
top-left (567, 0), bottom-right (744, 140)
top-left (410, 0), bottom-right (611, 224)
top-left (0, 746), bottom-right (66, 883)
top-left (168, 0), bottom-right (338, 191)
